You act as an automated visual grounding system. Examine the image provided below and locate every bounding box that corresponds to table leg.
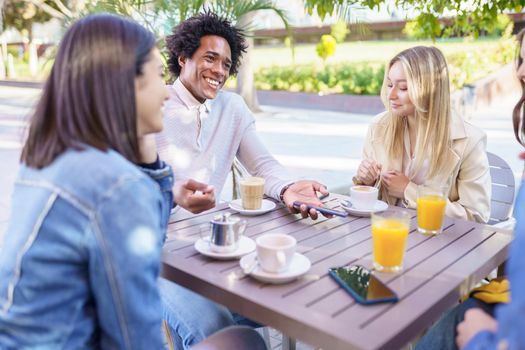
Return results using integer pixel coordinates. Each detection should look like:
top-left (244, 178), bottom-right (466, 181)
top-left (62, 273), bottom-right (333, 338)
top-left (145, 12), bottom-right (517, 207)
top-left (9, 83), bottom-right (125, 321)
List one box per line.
top-left (282, 335), bottom-right (296, 350)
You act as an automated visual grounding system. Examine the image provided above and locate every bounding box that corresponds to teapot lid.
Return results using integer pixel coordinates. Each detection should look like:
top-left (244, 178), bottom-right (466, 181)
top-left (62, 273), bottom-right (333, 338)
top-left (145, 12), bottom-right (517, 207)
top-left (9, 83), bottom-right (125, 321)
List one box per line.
top-left (212, 212), bottom-right (237, 224)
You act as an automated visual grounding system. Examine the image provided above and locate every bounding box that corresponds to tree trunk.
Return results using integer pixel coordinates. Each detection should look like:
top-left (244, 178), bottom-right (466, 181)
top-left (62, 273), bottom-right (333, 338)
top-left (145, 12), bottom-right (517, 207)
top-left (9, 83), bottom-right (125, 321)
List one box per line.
top-left (7, 53), bottom-right (16, 78)
top-left (0, 37), bottom-right (6, 79)
top-left (28, 21), bottom-right (33, 42)
top-left (0, 51), bottom-right (6, 80)
top-left (28, 41), bottom-right (38, 77)
top-left (27, 23), bottom-right (39, 77)
top-left (236, 13), bottom-right (261, 113)
top-left (0, 0), bottom-right (4, 29)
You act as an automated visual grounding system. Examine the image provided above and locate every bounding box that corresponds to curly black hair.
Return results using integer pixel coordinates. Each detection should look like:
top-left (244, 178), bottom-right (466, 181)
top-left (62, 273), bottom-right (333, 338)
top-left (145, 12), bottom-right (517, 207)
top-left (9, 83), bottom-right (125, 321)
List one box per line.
top-left (166, 11), bottom-right (248, 77)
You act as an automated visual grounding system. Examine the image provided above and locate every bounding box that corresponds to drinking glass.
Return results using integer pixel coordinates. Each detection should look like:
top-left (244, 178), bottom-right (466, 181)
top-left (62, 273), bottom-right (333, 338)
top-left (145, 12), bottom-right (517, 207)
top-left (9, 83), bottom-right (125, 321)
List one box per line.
top-left (371, 209), bottom-right (410, 273)
top-left (416, 185), bottom-right (447, 235)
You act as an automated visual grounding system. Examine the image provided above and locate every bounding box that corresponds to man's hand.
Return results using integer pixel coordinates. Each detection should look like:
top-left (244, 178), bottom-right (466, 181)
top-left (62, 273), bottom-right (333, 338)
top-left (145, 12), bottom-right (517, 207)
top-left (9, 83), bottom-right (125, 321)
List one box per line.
top-left (282, 180), bottom-right (329, 220)
top-left (357, 159), bottom-right (382, 186)
top-left (456, 308), bottom-right (497, 349)
top-left (174, 179), bottom-right (216, 214)
top-left (382, 170), bottom-right (409, 199)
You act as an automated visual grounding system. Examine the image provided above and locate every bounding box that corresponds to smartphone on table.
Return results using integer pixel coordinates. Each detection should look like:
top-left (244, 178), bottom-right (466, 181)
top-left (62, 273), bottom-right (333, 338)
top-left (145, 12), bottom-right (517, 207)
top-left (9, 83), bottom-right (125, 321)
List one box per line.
top-left (292, 201), bottom-right (347, 217)
top-left (328, 264), bottom-right (398, 304)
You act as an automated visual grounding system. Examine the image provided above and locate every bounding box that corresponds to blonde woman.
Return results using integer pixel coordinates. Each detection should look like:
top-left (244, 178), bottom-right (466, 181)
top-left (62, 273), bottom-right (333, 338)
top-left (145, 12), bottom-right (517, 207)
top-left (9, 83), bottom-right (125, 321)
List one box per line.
top-left (355, 46), bottom-right (490, 223)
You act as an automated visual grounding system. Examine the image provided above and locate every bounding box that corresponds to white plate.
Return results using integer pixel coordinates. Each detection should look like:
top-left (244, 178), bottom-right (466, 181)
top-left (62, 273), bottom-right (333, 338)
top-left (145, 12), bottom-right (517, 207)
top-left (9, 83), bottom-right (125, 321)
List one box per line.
top-left (340, 199), bottom-right (388, 217)
top-left (239, 252), bottom-right (311, 284)
top-left (194, 236), bottom-right (256, 260)
top-left (229, 199), bottom-right (276, 216)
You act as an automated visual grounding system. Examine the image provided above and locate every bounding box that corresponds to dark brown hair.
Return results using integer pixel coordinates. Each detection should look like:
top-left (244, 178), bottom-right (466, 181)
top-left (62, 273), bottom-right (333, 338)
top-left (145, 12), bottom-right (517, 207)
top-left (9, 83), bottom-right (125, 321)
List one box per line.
top-left (21, 14), bottom-right (156, 168)
top-left (166, 11), bottom-right (247, 77)
top-left (513, 28), bottom-right (525, 146)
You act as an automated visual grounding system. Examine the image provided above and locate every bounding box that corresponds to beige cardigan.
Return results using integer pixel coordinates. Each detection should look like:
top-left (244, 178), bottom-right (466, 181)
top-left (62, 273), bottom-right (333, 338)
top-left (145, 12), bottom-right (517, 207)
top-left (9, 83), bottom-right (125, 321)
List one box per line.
top-left (354, 113), bottom-right (491, 223)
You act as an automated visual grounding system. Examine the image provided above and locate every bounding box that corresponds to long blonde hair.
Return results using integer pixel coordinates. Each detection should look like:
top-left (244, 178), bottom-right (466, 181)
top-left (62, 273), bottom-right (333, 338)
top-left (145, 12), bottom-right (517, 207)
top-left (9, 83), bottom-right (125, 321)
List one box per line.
top-left (380, 46), bottom-right (452, 178)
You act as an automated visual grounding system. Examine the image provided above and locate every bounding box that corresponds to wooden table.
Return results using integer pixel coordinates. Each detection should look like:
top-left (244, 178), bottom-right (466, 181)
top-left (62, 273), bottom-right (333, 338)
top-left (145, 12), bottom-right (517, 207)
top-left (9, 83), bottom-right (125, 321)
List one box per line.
top-left (161, 194), bottom-right (512, 350)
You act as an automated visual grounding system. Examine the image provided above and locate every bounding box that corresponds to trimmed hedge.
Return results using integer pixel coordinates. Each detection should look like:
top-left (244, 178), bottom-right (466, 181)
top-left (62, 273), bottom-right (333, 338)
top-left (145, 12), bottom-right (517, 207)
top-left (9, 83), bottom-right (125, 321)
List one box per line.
top-left (255, 62), bottom-right (385, 95)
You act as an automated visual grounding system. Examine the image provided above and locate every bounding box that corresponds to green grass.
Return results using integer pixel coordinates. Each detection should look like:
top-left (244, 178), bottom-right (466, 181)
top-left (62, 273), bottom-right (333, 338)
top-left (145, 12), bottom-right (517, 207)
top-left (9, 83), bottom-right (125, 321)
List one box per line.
top-left (251, 37), bottom-right (503, 69)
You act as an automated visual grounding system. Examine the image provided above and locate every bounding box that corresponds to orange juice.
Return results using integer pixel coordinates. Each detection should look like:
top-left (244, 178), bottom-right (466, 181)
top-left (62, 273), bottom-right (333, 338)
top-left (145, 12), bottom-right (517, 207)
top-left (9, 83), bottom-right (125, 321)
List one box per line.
top-left (417, 195), bottom-right (446, 234)
top-left (372, 219), bottom-right (409, 272)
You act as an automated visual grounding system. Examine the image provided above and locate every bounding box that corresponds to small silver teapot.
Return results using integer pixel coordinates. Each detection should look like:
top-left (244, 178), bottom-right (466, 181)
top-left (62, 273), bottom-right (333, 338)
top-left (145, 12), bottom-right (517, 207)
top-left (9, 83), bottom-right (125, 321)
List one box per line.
top-left (201, 213), bottom-right (247, 253)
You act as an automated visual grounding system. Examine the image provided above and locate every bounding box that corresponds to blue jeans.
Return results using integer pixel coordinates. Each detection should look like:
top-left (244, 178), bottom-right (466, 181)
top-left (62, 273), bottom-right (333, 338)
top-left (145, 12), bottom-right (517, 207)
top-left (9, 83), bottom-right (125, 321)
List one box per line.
top-left (159, 278), bottom-right (260, 350)
top-left (415, 298), bottom-right (496, 350)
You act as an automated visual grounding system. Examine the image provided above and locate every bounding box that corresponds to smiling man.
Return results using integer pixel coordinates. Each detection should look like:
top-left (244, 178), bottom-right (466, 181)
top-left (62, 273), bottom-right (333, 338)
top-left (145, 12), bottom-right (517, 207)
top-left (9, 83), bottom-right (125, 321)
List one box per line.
top-left (156, 11), bottom-right (328, 218)
top-left (156, 11), bottom-right (329, 349)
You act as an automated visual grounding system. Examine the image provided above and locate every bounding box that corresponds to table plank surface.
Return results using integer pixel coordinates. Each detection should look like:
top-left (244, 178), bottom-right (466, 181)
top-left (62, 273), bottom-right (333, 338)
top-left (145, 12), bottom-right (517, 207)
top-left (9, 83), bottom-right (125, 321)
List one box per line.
top-left (161, 193), bottom-right (512, 350)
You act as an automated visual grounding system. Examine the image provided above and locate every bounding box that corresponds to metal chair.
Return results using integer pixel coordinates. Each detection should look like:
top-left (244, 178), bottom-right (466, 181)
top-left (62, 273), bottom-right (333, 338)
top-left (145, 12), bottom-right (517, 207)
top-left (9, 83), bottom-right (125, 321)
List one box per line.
top-left (486, 152), bottom-right (517, 277)
top-left (190, 326), bottom-right (267, 350)
top-left (231, 157), bottom-right (249, 200)
top-left (164, 323), bottom-right (268, 350)
top-left (487, 152), bottom-right (516, 227)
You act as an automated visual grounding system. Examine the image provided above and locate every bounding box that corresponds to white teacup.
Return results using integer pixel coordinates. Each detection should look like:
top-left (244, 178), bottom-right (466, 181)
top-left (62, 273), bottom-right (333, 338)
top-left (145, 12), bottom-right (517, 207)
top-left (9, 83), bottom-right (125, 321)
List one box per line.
top-left (349, 185), bottom-right (378, 211)
top-left (256, 234), bottom-right (296, 273)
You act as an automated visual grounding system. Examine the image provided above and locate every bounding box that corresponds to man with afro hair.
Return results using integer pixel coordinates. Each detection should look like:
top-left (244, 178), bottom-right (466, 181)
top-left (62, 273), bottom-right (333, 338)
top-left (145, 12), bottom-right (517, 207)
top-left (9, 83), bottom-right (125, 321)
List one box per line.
top-left (156, 11), bottom-right (330, 349)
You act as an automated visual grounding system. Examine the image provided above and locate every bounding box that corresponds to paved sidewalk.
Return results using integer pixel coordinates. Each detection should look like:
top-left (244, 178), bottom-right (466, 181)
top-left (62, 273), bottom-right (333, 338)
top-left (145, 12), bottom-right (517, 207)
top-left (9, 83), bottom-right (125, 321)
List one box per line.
top-left (0, 86), bottom-right (38, 241)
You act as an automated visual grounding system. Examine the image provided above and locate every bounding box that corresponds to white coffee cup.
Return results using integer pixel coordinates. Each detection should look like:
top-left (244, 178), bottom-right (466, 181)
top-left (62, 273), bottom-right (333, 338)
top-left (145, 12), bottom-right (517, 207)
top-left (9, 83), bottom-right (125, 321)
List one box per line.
top-left (255, 234), bottom-right (296, 273)
top-left (349, 185), bottom-right (378, 211)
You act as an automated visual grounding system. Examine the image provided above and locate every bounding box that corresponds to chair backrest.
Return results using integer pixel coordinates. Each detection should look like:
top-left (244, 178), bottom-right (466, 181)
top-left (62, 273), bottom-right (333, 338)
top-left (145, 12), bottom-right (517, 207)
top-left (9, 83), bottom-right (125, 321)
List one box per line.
top-left (231, 158), bottom-right (250, 200)
top-left (487, 152), bottom-right (515, 225)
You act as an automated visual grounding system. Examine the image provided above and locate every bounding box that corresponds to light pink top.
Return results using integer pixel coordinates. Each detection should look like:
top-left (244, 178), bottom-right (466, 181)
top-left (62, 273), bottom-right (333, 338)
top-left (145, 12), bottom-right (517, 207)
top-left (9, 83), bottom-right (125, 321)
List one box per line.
top-left (156, 79), bottom-right (292, 201)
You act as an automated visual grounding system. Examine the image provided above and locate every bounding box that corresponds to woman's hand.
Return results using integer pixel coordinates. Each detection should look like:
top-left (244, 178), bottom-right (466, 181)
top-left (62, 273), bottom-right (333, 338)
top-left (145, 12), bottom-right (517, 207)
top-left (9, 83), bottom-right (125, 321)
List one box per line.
top-left (456, 308), bottom-right (497, 349)
top-left (357, 159), bottom-right (382, 186)
top-left (381, 170), bottom-right (410, 198)
top-left (137, 134), bottom-right (158, 164)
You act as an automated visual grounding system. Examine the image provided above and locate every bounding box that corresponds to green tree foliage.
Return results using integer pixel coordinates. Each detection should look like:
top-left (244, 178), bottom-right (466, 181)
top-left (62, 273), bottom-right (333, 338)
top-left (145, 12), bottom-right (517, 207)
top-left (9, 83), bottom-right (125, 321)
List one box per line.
top-left (487, 14), bottom-right (512, 37)
top-left (403, 13), bottom-right (441, 40)
top-left (316, 34), bottom-right (337, 62)
top-left (304, 0), bottom-right (524, 40)
top-left (331, 19), bottom-right (349, 43)
top-left (87, 0), bottom-right (288, 38)
top-left (2, 0), bottom-right (55, 40)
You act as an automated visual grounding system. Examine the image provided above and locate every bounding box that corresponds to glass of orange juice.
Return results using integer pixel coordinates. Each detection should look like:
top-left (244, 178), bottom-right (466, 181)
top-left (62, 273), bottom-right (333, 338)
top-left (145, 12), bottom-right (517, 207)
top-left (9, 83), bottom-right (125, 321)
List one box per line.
top-left (416, 185), bottom-right (447, 235)
top-left (371, 209), bottom-right (410, 273)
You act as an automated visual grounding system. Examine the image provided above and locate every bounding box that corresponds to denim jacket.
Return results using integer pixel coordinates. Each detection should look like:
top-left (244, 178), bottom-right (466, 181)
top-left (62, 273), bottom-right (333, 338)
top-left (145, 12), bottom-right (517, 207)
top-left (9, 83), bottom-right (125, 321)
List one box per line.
top-left (0, 146), bottom-right (173, 349)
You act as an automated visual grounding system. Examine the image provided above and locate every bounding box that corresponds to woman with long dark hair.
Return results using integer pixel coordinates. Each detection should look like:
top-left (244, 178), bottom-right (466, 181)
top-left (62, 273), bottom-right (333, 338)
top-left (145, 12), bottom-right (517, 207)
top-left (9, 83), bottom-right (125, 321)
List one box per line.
top-left (0, 14), bottom-right (173, 348)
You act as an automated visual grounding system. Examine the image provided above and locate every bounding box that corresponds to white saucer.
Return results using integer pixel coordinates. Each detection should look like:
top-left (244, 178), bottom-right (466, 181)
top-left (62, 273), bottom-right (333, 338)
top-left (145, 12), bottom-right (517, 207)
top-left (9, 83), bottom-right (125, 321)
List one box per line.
top-left (229, 199), bottom-right (276, 216)
top-left (194, 236), bottom-right (256, 260)
top-left (239, 252), bottom-right (311, 284)
top-left (340, 199), bottom-right (388, 217)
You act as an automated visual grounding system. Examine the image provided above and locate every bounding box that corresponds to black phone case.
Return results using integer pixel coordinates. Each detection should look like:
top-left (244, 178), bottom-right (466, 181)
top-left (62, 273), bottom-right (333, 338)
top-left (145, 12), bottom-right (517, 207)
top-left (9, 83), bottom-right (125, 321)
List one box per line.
top-left (328, 268), bottom-right (399, 305)
top-left (292, 201), bottom-right (347, 217)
